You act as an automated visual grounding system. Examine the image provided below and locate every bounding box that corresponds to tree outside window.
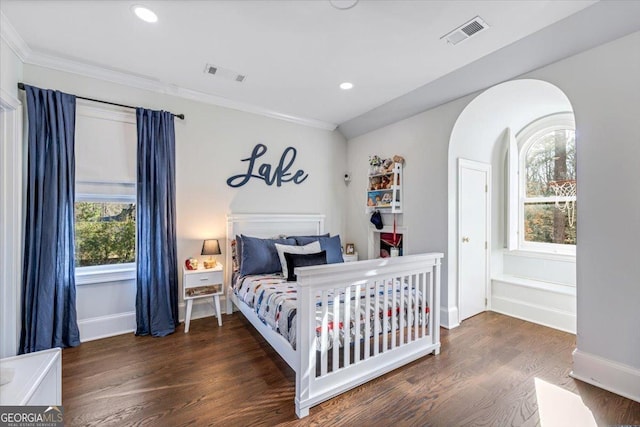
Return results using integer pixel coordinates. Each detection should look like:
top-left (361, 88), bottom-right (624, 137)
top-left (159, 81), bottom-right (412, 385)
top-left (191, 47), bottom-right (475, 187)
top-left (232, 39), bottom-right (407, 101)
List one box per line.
top-left (75, 201), bottom-right (136, 267)
top-left (523, 128), bottom-right (576, 246)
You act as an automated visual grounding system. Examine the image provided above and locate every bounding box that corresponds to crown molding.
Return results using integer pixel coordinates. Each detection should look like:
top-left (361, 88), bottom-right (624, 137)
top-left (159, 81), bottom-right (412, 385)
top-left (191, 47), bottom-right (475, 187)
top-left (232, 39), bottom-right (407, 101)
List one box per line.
top-left (0, 11), bottom-right (338, 131)
top-left (26, 50), bottom-right (337, 131)
top-left (1, 12), bottom-right (336, 132)
top-left (0, 88), bottom-right (21, 110)
top-left (26, 50), bottom-right (170, 93)
top-left (166, 84), bottom-right (337, 131)
top-left (0, 11), bottom-right (31, 61)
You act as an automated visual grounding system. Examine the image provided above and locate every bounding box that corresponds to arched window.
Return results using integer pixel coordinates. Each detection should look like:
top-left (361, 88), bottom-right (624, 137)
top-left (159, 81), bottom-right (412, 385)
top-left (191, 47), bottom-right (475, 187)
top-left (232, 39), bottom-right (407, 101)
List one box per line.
top-left (512, 113), bottom-right (576, 254)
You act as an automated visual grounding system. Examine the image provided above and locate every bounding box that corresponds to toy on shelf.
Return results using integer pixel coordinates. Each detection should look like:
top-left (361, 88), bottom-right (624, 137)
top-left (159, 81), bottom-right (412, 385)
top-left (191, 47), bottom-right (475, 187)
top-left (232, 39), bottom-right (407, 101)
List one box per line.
top-left (366, 154), bottom-right (404, 213)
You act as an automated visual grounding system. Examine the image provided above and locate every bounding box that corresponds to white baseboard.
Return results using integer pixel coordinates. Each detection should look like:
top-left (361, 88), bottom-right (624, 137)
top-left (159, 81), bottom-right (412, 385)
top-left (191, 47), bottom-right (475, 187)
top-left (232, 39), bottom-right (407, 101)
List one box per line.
top-left (571, 348), bottom-right (640, 403)
top-left (78, 296), bottom-right (228, 342)
top-left (78, 311), bottom-right (136, 342)
top-left (440, 305), bottom-right (460, 329)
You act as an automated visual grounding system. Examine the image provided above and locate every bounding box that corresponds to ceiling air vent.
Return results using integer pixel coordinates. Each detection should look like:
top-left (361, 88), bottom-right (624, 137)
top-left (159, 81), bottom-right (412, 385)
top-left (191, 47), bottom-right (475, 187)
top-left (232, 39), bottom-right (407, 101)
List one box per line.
top-left (441, 16), bottom-right (489, 46)
top-left (204, 64), bottom-right (246, 83)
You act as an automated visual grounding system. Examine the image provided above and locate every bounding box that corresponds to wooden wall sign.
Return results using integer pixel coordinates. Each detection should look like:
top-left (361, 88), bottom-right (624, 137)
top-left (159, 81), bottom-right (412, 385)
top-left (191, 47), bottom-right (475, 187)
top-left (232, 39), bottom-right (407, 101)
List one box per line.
top-left (226, 144), bottom-right (308, 188)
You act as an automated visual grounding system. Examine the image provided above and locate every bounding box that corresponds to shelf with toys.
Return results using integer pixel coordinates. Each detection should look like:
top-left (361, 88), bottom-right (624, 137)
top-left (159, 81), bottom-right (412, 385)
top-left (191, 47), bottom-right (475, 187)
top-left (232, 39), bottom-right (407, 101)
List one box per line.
top-left (366, 155), bottom-right (404, 213)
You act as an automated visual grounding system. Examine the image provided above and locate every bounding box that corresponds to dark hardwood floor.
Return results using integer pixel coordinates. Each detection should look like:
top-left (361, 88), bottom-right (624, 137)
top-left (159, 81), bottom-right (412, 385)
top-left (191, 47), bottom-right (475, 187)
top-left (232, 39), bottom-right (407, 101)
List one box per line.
top-left (62, 312), bottom-right (640, 426)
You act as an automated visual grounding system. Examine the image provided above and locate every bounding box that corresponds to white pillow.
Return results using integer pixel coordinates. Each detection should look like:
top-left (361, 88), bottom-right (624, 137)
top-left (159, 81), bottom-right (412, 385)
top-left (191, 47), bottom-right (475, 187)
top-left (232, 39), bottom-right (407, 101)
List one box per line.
top-left (275, 241), bottom-right (321, 278)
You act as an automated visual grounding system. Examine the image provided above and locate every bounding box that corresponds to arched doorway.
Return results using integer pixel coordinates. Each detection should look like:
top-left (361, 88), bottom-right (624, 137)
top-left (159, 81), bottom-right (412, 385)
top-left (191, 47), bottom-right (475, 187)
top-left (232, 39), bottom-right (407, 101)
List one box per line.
top-left (447, 79), bottom-right (576, 331)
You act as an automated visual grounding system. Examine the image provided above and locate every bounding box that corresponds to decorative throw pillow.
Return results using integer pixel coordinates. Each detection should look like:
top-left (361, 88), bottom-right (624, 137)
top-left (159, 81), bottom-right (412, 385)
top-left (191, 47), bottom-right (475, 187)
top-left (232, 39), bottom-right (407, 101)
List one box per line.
top-left (275, 241), bottom-right (321, 279)
top-left (231, 239), bottom-right (238, 272)
top-left (239, 235), bottom-right (296, 276)
top-left (295, 235), bottom-right (344, 264)
top-left (235, 234), bottom-right (244, 272)
top-left (284, 250), bottom-right (327, 282)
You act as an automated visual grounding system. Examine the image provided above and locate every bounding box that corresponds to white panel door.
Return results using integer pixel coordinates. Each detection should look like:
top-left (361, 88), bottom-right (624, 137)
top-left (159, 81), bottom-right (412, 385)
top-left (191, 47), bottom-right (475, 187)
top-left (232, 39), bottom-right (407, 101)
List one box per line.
top-left (458, 159), bottom-right (490, 322)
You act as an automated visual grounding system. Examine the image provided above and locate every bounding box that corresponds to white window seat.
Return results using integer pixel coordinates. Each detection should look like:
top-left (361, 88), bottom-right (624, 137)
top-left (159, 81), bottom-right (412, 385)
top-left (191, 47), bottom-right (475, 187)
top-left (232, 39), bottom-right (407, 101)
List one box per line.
top-left (492, 274), bottom-right (575, 296)
top-left (491, 274), bottom-right (576, 333)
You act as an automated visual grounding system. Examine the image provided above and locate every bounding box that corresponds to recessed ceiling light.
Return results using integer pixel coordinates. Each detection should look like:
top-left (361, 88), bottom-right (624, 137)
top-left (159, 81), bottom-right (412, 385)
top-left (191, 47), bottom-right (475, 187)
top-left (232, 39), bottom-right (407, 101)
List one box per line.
top-left (132, 5), bottom-right (158, 23)
top-left (340, 82), bottom-right (354, 90)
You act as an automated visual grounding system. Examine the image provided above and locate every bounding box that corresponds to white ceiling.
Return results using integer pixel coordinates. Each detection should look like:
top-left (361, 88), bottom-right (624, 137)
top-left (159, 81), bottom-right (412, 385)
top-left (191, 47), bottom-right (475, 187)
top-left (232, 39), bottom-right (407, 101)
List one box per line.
top-left (0, 0), bottom-right (612, 131)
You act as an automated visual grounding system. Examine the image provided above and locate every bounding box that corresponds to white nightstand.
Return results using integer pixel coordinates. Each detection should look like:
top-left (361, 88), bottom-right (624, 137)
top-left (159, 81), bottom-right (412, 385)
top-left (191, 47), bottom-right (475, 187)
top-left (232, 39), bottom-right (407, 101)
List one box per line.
top-left (183, 265), bottom-right (223, 332)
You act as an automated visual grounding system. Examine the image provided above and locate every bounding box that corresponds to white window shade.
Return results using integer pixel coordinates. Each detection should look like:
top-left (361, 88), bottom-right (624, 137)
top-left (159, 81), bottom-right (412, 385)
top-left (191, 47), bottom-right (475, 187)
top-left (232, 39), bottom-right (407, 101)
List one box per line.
top-left (75, 102), bottom-right (136, 196)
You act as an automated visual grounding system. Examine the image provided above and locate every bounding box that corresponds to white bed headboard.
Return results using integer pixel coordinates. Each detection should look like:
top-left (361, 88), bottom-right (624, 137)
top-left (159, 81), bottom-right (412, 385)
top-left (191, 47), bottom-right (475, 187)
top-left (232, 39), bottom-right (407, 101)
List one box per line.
top-left (225, 213), bottom-right (326, 287)
top-left (226, 213), bottom-right (325, 240)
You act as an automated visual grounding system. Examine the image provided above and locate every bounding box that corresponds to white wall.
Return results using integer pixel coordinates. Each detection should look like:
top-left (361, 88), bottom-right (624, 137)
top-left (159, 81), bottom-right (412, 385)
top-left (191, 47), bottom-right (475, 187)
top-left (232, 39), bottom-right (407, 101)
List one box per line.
top-left (528, 31), bottom-right (640, 399)
top-left (345, 31), bottom-right (640, 400)
top-left (502, 252), bottom-right (575, 285)
top-left (22, 64), bottom-right (348, 340)
top-left (0, 38), bottom-right (23, 357)
top-left (345, 97), bottom-right (470, 327)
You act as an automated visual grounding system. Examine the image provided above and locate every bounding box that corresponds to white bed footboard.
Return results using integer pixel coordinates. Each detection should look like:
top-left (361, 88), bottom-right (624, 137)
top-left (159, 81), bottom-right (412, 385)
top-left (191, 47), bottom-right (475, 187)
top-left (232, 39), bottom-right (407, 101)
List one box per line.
top-left (294, 253), bottom-right (442, 418)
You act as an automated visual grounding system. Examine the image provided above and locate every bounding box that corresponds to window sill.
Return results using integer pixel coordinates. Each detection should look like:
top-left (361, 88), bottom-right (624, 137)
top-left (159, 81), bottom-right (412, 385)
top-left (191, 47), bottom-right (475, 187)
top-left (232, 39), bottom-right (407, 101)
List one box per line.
top-left (504, 249), bottom-right (575, 263)
top-left (76, 264), bottom-right (136, 285)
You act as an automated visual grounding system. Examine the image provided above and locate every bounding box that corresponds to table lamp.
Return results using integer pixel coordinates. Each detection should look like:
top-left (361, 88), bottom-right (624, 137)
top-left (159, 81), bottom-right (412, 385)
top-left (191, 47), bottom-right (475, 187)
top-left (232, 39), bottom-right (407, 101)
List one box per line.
top-left (201, 239), bottom-right (221, 269)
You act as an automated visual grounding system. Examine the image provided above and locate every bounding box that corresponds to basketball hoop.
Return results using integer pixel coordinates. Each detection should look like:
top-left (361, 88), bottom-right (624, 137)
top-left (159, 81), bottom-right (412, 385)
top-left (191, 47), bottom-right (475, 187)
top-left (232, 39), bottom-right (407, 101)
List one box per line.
top-left (550, 180), bottom-right (576, 227)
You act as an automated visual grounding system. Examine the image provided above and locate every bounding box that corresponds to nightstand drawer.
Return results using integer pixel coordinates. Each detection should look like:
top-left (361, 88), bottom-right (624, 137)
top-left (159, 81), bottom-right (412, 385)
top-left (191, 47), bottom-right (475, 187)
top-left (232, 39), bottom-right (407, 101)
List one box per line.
top-left (184, 270), bottom-right (222, 287)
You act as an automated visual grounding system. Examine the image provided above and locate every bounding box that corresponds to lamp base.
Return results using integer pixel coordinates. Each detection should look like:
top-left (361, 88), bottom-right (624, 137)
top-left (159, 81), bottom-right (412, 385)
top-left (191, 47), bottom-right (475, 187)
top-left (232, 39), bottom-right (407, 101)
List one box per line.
top-left (203, 260), bottom-right (216, 269)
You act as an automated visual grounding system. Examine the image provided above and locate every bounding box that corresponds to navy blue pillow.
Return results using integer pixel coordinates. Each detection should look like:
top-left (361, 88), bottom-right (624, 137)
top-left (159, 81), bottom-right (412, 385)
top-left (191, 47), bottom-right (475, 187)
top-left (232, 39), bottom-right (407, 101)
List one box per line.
top-left (288, 233), bottom-right (330, 242)
top-left (284, 250), bottom-right (327, 282)
top-left (295, 235), bottom-right (344, 264)
top-left (239, 235), bottom-right (296, 276)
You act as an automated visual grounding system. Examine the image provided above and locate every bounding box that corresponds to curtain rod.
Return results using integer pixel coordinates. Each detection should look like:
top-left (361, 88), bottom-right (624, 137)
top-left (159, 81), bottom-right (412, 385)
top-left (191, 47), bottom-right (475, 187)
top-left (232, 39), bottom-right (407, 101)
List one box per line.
top-left (17, 82), bottom-right (185, 120)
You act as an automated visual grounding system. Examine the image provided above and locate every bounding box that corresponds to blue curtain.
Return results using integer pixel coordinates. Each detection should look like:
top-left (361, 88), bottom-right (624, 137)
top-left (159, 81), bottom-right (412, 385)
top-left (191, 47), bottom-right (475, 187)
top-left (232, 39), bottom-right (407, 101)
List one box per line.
top-left (135, 108), bottom-right (179, 337)
top-left (20, 85), bottom-right (80, 353)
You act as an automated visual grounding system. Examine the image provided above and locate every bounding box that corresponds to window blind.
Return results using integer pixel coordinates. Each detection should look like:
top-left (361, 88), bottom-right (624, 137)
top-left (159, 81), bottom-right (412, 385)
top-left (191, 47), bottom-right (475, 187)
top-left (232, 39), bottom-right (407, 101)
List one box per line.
top-left (74, 102), bottom-right (136, 197)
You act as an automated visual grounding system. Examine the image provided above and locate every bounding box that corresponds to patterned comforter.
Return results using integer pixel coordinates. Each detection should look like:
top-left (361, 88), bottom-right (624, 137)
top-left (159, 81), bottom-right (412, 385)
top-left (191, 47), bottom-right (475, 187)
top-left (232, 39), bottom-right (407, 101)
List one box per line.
top-left (233, 274), bottom-right (429, 350)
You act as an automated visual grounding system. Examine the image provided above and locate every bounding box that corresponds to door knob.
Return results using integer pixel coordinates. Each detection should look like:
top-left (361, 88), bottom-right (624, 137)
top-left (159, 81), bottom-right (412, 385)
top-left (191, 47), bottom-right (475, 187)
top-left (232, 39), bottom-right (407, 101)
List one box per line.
top-left (462, 237), bottom-right (470, 243)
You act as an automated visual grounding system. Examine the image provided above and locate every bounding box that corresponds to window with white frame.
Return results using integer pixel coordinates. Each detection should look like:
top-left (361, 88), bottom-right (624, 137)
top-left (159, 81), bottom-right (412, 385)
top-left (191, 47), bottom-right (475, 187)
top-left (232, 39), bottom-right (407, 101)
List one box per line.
top-left (509, 113), bottom-right (576, 254)
top-left (74, 102), bottom-right (137, 272)
top-left (75, 196), bottom-right (135, 267)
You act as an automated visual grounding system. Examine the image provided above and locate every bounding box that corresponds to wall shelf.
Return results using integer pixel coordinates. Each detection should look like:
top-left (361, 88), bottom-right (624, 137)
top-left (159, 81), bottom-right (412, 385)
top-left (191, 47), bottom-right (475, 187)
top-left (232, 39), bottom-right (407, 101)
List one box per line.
top-left (366, 162), bottom-right (403, 213)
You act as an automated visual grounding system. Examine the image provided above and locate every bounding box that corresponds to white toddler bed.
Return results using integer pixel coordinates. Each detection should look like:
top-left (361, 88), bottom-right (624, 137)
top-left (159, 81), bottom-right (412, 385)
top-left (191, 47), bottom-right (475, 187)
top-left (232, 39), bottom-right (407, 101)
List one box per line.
top-left (225, 214), bottom-right (442, 418)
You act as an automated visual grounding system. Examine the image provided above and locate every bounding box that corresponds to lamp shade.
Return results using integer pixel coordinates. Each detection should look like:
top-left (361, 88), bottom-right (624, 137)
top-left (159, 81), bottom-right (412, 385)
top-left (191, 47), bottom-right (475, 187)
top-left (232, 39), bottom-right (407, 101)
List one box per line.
top-left (201, 239), bottom-right (221, 256)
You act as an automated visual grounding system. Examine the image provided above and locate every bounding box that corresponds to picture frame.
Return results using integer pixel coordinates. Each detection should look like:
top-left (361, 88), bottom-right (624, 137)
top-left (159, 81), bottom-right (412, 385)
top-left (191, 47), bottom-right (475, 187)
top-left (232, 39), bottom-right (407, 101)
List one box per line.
top-left (345, 243), bottom-right (355, 255)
